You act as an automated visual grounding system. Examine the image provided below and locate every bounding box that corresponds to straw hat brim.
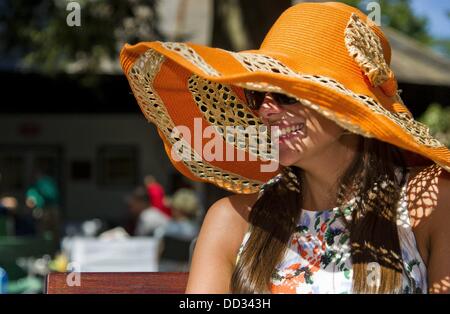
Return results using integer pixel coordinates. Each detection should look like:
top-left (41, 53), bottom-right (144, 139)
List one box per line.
top-left (120, 41), bottom-right (450, 194)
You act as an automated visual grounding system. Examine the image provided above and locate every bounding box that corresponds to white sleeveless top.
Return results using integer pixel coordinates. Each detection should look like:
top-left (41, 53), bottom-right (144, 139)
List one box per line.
top-left (236, 169), bottom-right (428, 294)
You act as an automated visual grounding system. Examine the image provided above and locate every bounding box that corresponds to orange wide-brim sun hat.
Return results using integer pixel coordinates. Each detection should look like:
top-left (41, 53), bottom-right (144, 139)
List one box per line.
top-left (120, 1), bottom-right (450, 194)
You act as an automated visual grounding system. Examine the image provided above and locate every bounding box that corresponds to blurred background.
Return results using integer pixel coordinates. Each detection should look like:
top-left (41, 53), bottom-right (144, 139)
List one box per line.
top-left (0, 0), bottom-right (449, 293)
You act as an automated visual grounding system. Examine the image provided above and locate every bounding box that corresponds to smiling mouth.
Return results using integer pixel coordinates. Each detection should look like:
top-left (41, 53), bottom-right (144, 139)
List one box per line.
top-left (272, 123), bottom-right (306, 139)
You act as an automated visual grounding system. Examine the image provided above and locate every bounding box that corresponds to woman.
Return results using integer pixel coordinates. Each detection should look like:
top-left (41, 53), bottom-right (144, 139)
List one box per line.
top-left (120, 2), bottom-right (450, 293)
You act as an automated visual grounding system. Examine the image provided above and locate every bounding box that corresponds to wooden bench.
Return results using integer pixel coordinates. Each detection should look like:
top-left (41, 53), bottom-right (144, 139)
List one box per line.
top-left (45, 272), bottom-right (189, 294)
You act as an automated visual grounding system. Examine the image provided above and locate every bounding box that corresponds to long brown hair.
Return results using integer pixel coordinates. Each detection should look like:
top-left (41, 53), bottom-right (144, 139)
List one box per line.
top-left (230, 136), bottom-right (408, 293)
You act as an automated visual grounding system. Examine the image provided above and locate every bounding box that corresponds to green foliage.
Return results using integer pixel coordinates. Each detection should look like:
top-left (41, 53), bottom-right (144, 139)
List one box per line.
top-left (339, 0), bottom-right (361, 9)
top-left (418, 103), bottom-right (450, 147)
top-left (1, 0), bottom-right (446, 73)
top-left (0, 0), bottom-right (163, 74)
top-left (340, 0), bottom-right (432, 44)
top-left (378, 0), bottom-right (431, 44)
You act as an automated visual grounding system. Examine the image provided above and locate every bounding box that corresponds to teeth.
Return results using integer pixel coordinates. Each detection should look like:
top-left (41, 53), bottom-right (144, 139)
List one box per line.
top-left (272, 123), bottom-right (304, 137)
top-left (279, 124), bottom-right (304, 137)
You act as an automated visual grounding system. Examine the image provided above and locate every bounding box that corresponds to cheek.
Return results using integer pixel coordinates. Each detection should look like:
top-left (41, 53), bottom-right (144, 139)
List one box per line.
top-left (306, 109), bottom-right (343, 143)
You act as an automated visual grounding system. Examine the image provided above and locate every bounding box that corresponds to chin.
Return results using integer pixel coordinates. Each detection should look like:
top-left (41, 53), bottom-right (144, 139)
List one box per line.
top-left (278, 147), bottom-right (305, 167)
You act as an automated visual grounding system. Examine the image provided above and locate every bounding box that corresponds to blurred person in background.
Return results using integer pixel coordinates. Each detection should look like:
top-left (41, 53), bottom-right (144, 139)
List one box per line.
top-left (144, 175), bottom-right (172, 218)
top-left (25, 168), bottom-right (60, 242)
top-left (0, 196), bottom-right (16, 236)
top-left (125, 186), bottom-right (169, 236)
top-left (155, 188), bottom-right (200, 272)
top-left (0, 195), bottom-right (36, 236)
top-left (1, 171), bottom-right (36, 236)
top-left (157, 188), bottom-right (200, 241)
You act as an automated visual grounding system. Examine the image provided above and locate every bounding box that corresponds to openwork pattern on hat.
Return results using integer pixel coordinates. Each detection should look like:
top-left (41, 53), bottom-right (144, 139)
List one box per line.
top-left (128, 48), bottom-right (262, 193)
top-left (344, 13), bottom-right (392, 87)
top-left (188, 75), bottom-right (275, 160)
top-left (160, 42), bottom-right (221, 77)
top-left (356, 95), bottom-right (443, 148)
top-left (230, 52), bottom-right (300, 77)
top-left (228, 51), bottom-right (444, 149)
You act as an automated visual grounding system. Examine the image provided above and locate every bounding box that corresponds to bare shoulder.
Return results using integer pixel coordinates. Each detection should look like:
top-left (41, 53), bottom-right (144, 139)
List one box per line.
top-left (413, 164), bottom-right (450, 232)
top-left (202, 192), bottom-right (258, 237)
top-left (406, 164), bottom-right (450, 266)
top-left (223, 192), bottom-right (259, 225)
top-left (185, 192), bottom-right (258, 293)
top-left (406, 164), bottom-right (450, 227)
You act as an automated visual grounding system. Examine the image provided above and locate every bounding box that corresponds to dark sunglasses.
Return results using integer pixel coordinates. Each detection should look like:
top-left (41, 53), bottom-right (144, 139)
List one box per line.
top-left (244, 89), bottom-right (299, 110)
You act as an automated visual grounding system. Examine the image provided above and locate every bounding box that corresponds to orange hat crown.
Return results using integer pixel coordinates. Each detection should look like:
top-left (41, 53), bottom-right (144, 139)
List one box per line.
top-left (256, 2), bottom-right (396, 97)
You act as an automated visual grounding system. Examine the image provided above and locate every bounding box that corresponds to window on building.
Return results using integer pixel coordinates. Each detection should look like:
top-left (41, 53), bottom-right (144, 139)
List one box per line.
top-left (97, 146), bottom-right (138, 187)
top-left (0, 155), bottom-right (25, 191)
top-left (70, 160), bottom-right (92, 181)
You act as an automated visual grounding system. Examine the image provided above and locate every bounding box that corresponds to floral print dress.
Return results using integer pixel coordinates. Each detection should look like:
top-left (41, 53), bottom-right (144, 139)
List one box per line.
top-left (235, 170), bottom-right (428, 294)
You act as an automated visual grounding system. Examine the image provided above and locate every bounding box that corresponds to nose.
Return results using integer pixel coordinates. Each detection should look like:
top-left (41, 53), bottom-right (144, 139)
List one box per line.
top-left (257, 93), bottom-right (285, 123)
